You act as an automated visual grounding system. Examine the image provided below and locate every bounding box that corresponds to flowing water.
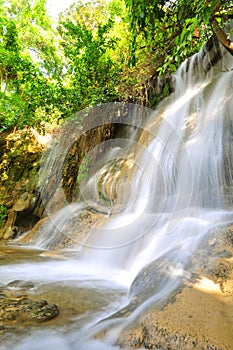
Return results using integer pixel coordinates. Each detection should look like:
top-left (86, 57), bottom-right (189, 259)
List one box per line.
top-left (1, 37), bottom-right (233, 349)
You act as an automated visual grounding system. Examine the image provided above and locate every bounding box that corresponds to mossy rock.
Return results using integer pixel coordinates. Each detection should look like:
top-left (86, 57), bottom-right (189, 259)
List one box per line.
top-left (0, 294), bottom-right (59, 324)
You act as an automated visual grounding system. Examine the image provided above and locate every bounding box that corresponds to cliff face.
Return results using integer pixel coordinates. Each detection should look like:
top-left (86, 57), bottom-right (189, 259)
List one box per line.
top-left (0, 129), bottom-right (46, 239)
top-left (0, 123), bottom-right (115, 239)
top-left (0, 110), bottom-right (133, 240)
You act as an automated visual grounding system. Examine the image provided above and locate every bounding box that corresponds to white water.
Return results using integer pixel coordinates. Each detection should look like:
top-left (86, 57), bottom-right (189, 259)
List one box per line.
top-left (1, 39), bottom-right (233, 349)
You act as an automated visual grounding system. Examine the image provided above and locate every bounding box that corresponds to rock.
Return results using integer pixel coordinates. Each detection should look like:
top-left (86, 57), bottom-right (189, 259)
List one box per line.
top-left (0, 294), bottom-right (59, 324)
top-left (0, 129), bottom-right (45, 240)
top-left (7, 280), bottom-right (35, 290)
top-left (118, 225), bottom-right (233, 350)
top-left (13, 193), bottom-right (29, 212)
top-left (2, 211), bottom-right (16, 239)
top-left (17, 208), bottom-right (107, 250)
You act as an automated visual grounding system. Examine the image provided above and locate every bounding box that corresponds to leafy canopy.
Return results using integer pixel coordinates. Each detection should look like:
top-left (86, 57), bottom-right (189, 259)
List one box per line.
top-left (0, 0), bottom-right (130, 130)
top-left (1, 0), bottom-right (233, 131)
top-left (125, 0), bottom-right (233, 73)
top-left (57, 0), bottom-right (129, 110)
top-left (0, 0), bottom-right (63, 130)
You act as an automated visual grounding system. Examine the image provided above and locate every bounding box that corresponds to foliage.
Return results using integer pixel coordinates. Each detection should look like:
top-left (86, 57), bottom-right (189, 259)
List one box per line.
top-left (0, 0), bottom-right (63, 131)
top-left (57, 0), bottom-right (128, 110)
top-left (76, 155), bottom-right (90, 185)
top-left (1, 0), bottom-right (233, 131)
top-left (0, 0), bottom-right (131, 130)
top-left (0, 204), bottom-right (7, 228)
top-left (124, 0), bottom-right (233, 74)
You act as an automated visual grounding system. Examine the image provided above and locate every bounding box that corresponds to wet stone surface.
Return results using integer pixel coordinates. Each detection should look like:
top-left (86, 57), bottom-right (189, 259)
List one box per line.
top-left (0, 280), bottom-right (59, 326)
top-left (7, 280), bottom-right (35, 290)
top-left (118, 225), bottom-right (233, 350)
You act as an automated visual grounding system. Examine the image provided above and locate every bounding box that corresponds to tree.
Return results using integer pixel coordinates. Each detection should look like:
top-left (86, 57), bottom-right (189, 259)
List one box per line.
top-left (210, 2), bottom-right (233, 54)
top-left (124, 0), bottom-right (233, 74)
top-left (0, 0), bottom-right (63, 130)
top-left (57, 0), bottom-right (128, 110)
top-left (0, 0), bottom-right (132, 130)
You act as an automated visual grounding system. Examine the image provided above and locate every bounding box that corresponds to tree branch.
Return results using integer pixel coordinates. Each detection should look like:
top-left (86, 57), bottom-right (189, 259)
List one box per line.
top-left (210, 4), bottom-right (233, 55)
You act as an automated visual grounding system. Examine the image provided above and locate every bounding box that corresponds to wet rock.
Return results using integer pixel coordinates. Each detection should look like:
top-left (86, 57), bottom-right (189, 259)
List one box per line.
top-left (7, 280), bottom-right (35, 290)
top-left (2, 211), bottom-right (16, 239)
top-left (0, 325), bottom-right (15, 335)
top-left (17, 208), bottom-right (106, 250)
top-left (118, 225), bottom-right (233, 349)
top-left (0, 293), bottom-right (7, 299)
top-left (0, 295), bottom-right (59, 324)
top-left (120, 323), bottom-right (227, 350)
top-left (212, 261), bottom-right (232, 281)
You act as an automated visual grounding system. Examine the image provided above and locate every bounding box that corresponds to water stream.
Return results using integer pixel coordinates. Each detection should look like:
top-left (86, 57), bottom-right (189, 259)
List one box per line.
top-left (1, 37), bottom-right (233, 349)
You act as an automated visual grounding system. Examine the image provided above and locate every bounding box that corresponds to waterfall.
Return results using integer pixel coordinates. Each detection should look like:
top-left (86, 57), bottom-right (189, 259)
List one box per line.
top-left (2, 35), bottom-right (233, 349)
top-left (73, 37), bottom-right (233, 277)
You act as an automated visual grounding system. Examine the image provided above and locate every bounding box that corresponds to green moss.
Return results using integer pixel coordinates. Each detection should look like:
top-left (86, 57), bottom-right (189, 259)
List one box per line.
top-left (76, 155), bottom-right (90, 185)
top-left (0, 205), bottom-right (7, 228)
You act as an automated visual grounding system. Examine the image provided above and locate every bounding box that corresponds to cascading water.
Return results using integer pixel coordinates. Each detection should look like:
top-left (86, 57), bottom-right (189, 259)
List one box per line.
top-left (1, 35), bottom-right (233, 349)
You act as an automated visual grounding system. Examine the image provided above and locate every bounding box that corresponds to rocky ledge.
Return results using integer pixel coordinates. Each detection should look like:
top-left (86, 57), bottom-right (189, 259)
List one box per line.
top-left (117, 225), bottom-right (233, 350)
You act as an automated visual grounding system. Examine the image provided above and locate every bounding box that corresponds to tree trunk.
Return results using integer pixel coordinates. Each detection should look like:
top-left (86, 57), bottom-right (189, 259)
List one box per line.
top-left (210, 3), bottom-right (233, 55)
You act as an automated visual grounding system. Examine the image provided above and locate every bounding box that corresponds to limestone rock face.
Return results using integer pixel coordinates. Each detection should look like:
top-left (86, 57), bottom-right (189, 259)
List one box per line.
top-left (0, 129), bottom-right (46, 239)
top-left (118, 226), bottom-right (233, 350)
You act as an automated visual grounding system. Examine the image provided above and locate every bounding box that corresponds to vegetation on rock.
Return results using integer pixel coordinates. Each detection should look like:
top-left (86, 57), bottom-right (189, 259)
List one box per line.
top-left (0, 204), bottom-right (7, 228)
